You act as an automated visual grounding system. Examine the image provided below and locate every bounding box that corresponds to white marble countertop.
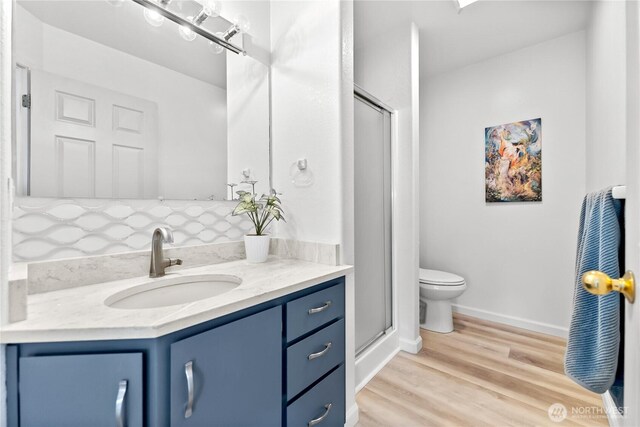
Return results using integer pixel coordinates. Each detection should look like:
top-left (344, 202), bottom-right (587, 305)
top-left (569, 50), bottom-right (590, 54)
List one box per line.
top-left (0, 257), bottom-right (352, 344)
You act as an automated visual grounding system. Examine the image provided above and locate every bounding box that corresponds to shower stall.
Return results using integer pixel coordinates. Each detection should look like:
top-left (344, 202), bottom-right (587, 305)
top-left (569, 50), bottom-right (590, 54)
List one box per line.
top-left (354, 86), bottom-right (393, 355)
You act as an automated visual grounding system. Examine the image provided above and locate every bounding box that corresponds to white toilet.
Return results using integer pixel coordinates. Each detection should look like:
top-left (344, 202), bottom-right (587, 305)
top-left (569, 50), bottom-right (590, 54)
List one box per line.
top-left (419, 269), bottom-right (467, 333)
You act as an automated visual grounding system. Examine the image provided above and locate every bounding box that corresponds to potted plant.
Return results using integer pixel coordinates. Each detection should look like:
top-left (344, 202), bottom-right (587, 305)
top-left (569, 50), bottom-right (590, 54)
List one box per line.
top-left (232, 190), bottom-right (285, 263)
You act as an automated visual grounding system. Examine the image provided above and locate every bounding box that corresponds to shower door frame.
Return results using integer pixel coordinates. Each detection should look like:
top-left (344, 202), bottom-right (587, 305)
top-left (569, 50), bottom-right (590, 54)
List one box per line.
top-left (354, 84), bottom-right (396, 357)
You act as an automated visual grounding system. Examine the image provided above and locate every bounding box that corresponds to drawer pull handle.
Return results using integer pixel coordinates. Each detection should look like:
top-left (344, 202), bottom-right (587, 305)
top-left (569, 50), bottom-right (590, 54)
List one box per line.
top-left (115, 380), bottom-right (127, 427)
top-left (185, 361), bottom-right (194, 418)
top-left (308, 301), bottom-right (332, 315)
top-left (308, 403), bottom-right (333, 426)
top-left (308, 342), bottom-right (332, 360)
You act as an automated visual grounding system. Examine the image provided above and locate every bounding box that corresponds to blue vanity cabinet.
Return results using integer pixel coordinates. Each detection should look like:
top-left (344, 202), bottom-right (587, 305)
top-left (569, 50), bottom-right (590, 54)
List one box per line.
top-left (6, 276), bottom-right (347, 427)
top-left (18, 352), bottom-right (143, 427)
top-left (170, 306), bottom-right (282, 426)
top-left (285, 281), bottom-right (345, 427)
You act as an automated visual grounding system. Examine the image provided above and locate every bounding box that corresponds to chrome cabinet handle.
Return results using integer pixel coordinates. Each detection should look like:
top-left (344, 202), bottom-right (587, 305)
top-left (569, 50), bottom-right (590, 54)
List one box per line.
top-left (308, 342), bottom-right (332, 360)
top-left (115, 380), bottom-right (127, 427)
top-left (308, 301), bottom-right (331, 315)
top-left (308, 403), bottom-right (332, 427)
top-left (185, 361), bottom-right (194, 419)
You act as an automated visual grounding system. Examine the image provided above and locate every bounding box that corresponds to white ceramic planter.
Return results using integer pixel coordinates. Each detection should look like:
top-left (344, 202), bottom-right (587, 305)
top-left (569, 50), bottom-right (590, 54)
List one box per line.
top-left (244, 234), bottom-right (271, 263)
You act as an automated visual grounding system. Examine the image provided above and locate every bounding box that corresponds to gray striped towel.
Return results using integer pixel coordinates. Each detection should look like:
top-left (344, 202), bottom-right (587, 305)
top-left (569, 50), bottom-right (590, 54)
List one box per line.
top-left (565, 187), bottom-right (623, 394)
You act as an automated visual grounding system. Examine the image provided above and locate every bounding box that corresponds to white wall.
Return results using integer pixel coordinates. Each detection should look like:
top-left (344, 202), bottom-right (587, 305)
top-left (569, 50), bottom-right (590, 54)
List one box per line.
top-left (353, 20), bottom-right (421, 379)
top-left (14, 5), bottom-right (228, 200)
top-left (270, 1), bottom-right (357, 423)
top-left (421, 31), bottom-right (587, 336)
top-left (270, 1), bottom-right (343, 243)
top-left (585, 0), bottom-right (627, 192)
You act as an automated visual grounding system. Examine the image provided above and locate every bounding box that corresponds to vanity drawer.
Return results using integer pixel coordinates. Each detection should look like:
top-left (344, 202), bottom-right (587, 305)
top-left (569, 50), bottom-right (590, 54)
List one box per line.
top-left (287, 318), bottom-right (345, 400)
top-left (287, 365), bottom-right (345, 427)
top-left (286, 282), bottom-right (344, 342)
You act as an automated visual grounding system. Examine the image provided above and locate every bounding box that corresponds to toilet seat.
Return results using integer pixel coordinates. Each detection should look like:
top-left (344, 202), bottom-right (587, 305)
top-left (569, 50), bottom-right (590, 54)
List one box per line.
top-left (419, 269), bottom-right (465, 286)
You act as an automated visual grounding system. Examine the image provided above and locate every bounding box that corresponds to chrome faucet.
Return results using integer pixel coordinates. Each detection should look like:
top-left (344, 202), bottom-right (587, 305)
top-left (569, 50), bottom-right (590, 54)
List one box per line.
top-left (149, 227), bottom-right (182, 278)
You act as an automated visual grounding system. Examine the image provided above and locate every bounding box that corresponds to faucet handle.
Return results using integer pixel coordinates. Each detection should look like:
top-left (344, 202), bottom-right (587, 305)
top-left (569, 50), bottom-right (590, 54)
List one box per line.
top-left (169, 258), bottom-right (183, 267)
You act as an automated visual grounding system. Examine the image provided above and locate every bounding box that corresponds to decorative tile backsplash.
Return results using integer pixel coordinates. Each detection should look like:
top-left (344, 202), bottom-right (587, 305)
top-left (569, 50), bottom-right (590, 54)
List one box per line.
top-left (12, 198), bottom-right (253, 262)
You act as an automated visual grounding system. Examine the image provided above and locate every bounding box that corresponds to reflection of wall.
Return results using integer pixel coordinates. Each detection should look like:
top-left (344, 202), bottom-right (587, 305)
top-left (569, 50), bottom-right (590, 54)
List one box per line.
top-left (585, 0), bottom-right (626, 192)
top-left (225, 0), bottom-right (271, 197)
top-left (420, 31), bottom-right (586, 336)
top-left (14, 5), bottom-right (227, 200)
top-left (226, 53), bottom-right (270, 196)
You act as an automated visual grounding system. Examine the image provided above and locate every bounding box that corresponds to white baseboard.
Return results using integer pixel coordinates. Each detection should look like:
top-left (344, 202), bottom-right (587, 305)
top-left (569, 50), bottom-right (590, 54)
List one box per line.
top-left (356, 345), bottom-right (400, 392)
top-left (345, 403), bottom-right (360, 427)
top-left (399, 334), bottom-right (423, 354)
top-left (452, 304), bottom-right (568, 338)
top-left (602, 391), bottom-right (623, 427)
top-left (355, 329), bottom-right (400, 392)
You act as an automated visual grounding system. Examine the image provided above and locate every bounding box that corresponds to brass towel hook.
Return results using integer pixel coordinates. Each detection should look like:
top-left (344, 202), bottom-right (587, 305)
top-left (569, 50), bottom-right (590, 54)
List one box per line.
top-left (582, 270), bottom-right (635, 303)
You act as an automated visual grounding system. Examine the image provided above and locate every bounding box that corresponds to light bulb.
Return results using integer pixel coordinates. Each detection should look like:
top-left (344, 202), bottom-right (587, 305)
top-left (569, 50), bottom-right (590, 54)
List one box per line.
top-left (105, 0), bottom-right (124, 7)
top-left (144, 8), bottom-right (165, 27)
top-left (201, 0), bottom-right (221, 17)
top-left (209, 33), bottom-right (225, 54)
top-left (178, 17), bottom-right (197, 41)
top-left (233, 15), bottom-right (250, 34)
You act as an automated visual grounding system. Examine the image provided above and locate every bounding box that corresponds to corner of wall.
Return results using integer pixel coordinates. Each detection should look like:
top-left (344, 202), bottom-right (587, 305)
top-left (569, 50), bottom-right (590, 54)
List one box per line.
top-left (0, 1), bottom-right (13, 425)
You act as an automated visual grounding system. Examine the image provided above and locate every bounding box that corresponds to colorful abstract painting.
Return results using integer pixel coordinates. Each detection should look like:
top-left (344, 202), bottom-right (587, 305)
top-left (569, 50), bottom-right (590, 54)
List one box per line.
top-left (485, 118), bottom-right (542, 202)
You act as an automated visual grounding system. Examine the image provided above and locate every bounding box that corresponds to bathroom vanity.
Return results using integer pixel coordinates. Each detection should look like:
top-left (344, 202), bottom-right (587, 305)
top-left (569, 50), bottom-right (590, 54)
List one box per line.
top-left (3, 259), bottom-right (350, 427)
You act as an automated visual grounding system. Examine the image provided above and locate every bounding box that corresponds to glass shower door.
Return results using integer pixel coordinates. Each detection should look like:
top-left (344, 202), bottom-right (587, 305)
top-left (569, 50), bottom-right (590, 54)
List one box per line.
top-left (354, 90), bottom-right (393, 355)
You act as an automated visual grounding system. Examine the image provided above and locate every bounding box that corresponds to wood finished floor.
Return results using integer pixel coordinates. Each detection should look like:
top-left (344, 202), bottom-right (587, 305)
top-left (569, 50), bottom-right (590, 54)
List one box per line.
top-left (356, 313), bottom-right (609, 427)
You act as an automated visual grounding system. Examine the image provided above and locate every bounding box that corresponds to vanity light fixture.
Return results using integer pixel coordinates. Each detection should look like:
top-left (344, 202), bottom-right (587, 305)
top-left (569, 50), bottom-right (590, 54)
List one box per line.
top-left (179, 4), bottom-right (219, 42)
top-left (209, 32), bottom-right (225, 54)
top-left (131, 0), bottom-right (246, 54)
top-left (455, 0), bottom-right (480, 12)
top-left (143, 0), bottom-right (171, 27)
top-left (221, 15), bottom-right (251, 41)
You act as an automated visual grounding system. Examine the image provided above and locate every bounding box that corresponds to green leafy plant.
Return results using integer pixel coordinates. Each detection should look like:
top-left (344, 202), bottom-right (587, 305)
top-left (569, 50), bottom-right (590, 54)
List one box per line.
top-left (232, 191), bottom-right (285, 235)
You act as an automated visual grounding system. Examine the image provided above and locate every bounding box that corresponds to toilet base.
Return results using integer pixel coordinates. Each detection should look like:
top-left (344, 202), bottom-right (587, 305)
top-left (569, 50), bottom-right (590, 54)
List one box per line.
top-left (419, 298), bottom-right (454, 333)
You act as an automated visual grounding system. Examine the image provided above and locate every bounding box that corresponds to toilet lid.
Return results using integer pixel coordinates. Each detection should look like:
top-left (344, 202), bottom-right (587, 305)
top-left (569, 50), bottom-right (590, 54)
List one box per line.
top-left (419, 269), bottom-right (465, 286)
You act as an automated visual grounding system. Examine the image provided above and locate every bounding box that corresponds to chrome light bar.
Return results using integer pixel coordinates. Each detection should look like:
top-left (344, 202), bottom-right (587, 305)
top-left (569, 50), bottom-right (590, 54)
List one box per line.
top-left (130, 0), bottom-right (246, 55)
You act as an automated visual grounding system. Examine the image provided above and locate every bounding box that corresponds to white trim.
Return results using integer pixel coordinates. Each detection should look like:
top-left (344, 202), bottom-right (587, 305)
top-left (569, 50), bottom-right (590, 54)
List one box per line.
top-left (452, 304), bottom-right (568, 338)
top-left (355, 328), bottom-right (400, 392)
top-left (602, 391), bottom-right (623, 427)
top-left (345, 403), bottom-right (360, 427)
top-left (399, 334), bottom-right (423, 354)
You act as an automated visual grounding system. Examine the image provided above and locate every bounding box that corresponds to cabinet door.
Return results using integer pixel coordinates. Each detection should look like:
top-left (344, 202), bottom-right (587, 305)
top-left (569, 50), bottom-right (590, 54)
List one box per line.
top-left (170, 306), bottom-right (282, 426)
top-left (19, 352), bottom-right (143, 427)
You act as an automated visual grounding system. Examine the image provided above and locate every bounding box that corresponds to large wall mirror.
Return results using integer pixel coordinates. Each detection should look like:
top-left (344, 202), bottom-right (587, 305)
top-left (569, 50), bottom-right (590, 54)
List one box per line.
top-left (12, 0), bottom-right (271, 202)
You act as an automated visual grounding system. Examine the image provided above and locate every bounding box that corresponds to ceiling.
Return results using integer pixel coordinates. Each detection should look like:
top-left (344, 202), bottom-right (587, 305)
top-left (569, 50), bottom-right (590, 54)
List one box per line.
top-left (17, 0), bottom-right (237, 88)
top-left (354, 0), bottom-right (593, 77)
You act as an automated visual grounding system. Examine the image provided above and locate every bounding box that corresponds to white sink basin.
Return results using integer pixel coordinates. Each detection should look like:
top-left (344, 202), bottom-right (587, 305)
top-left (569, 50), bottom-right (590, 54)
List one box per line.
top-left (105, 274), bottom-right (242, 310)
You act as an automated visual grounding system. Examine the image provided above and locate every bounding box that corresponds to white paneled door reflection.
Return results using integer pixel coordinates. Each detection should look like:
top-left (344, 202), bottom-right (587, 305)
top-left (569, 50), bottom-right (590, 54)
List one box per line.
top-left (29, 69), bottom-right (159, 198)
top-left (354, 92), bottom-right (393, 354)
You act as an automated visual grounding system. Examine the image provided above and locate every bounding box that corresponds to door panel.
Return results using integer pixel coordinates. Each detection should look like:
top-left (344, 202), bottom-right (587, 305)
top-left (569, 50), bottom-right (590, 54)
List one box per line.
top-left (56, 136), bottom-right (95, 198)
top-left (19, 353), bottom-right (143, 427)
top-left (170, 307), bottom-right (282, 427)
top-left (624, 2), bottom-right (640, 425)
top-left (30, 69), bottom-right (158, 198)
